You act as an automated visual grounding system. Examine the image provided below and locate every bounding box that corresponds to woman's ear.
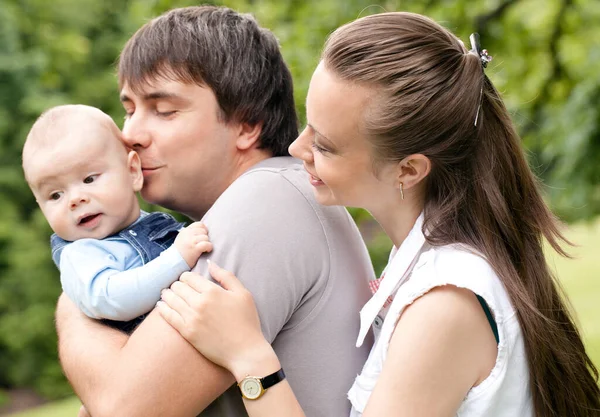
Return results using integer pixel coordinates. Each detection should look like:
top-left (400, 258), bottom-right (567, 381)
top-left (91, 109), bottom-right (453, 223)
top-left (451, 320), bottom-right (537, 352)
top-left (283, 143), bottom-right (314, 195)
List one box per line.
top-left (396, 154), bottom-right (431, 192)
top-left (127, 150), bottom-right (144, 192)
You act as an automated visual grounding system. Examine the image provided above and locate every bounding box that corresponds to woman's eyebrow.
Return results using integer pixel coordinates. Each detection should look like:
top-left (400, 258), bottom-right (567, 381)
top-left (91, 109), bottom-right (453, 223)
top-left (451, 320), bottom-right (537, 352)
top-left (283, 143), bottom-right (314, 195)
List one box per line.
top-left (308, 124), bottom-right (334, 145)
top-left (313, 129), bottom-right (338, 151)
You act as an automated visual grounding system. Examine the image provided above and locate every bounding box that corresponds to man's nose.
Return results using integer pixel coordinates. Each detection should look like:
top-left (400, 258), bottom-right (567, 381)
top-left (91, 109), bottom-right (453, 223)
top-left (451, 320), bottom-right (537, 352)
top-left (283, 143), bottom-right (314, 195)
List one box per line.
top-left (122, 114), bottom-right (152, 150)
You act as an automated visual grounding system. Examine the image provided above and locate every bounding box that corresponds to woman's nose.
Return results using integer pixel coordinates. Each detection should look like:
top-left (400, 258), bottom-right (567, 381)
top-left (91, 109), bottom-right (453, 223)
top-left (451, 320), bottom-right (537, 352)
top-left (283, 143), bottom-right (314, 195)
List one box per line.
top-left (289, 127), bottom-right (313, 162)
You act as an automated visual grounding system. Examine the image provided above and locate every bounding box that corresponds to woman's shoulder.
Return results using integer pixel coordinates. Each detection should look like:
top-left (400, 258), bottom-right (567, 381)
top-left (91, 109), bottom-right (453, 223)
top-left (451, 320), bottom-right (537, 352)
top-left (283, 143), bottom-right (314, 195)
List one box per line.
top-left (416, 244), bottom-right (498, 286)
top-left (407, 243), bottom-right (516, 321)
top-left (425, 243), bottom-right (491, 270)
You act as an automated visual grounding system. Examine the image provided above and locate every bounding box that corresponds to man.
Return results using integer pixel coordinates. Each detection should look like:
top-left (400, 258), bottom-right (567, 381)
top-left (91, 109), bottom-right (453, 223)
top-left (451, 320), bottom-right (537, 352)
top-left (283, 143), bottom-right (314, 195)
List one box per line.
top-left (55, 6), bottom-right (374, 417)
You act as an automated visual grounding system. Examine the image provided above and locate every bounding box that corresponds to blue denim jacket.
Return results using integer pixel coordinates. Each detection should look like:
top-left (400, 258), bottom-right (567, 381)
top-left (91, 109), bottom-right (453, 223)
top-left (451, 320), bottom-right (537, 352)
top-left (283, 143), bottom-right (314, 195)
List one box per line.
top-left (51, 211), bottom-right (185, 267)
top-left (51, 211), bottom-right (185, 333)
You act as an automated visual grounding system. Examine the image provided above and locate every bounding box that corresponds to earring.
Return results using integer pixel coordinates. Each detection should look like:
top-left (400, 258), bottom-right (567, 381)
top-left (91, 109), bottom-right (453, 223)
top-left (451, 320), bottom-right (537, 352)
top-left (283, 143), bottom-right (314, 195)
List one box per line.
top-left (399, 182), bottom-right (404, 200)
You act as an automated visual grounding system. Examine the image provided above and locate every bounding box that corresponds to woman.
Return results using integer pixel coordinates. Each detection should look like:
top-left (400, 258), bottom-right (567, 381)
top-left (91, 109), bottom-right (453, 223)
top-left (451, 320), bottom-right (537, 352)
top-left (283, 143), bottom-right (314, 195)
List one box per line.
top-left (157, 12), bottom-right (600, 417)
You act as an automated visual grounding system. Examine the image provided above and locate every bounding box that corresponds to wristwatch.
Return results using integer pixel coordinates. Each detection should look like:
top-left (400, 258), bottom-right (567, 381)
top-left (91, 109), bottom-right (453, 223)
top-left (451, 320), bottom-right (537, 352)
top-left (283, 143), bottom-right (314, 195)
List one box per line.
top-left (237, 368), bottom-right (286, 400)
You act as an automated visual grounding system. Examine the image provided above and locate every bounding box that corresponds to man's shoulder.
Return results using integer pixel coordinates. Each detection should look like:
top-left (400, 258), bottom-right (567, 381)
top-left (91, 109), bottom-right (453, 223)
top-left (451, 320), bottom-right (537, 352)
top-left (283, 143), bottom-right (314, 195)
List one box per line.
top-left (205, 157), bottom-right (327, 220)
top-left (200, 157), bottom-right (361, 255)
top-left (231, 156), bottom-right (311, 200)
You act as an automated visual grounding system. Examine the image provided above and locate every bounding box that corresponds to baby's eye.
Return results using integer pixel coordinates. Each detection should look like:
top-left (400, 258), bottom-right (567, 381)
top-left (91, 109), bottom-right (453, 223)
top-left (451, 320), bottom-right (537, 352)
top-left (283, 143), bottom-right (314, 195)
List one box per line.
top-left (50, 192), bottom-right (63, 201)
top-left (83, 175), bottom-right (97, 184)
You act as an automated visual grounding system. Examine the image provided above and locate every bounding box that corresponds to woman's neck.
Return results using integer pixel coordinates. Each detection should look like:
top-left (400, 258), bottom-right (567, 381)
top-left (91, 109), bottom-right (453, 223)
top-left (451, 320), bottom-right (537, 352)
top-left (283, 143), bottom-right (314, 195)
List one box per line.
top-left (369, 199), bottom-right (423, 248)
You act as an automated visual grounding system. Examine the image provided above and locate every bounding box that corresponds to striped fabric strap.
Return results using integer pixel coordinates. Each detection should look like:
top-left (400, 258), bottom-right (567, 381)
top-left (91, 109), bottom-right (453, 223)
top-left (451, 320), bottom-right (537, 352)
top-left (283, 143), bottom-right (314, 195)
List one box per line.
top-left (368, 274), bottom-right (394, 309)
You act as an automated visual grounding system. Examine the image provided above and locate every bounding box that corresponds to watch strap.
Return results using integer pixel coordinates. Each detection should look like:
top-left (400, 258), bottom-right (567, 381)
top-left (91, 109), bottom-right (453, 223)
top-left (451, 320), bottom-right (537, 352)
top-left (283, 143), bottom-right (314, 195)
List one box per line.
top-left (260, 368), bottom-right (286, 390)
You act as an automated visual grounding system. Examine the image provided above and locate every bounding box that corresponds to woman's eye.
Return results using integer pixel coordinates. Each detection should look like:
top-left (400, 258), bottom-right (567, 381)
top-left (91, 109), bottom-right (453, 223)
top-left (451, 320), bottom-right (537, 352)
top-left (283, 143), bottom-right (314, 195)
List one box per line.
top-left (311, 142), bottom-right (328, 153)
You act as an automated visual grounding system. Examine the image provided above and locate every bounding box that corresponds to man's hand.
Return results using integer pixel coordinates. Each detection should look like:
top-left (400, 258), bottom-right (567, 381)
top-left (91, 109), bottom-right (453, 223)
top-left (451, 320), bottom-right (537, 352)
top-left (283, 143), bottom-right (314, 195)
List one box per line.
top-left (174, 222), bottom-right (212, 268)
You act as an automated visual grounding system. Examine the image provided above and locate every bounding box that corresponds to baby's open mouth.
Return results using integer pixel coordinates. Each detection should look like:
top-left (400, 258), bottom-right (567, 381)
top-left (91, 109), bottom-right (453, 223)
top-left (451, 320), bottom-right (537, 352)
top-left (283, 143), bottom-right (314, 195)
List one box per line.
top-left (79, 214), bottom-right (100, 225)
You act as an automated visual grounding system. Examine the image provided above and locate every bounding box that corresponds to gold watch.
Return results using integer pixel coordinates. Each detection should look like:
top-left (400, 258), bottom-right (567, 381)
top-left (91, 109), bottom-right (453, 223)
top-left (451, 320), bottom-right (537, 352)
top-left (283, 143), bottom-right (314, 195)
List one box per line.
top-left (237, 369), bottom-right (286, 400)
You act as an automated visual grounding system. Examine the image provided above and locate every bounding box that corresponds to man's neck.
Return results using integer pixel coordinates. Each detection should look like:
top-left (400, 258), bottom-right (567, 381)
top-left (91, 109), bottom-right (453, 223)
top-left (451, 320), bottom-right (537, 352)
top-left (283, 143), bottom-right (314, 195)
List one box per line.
top-left (231, 147), bottom-right (274, 180)
top-left (183, 148), bottom-right (275, 221)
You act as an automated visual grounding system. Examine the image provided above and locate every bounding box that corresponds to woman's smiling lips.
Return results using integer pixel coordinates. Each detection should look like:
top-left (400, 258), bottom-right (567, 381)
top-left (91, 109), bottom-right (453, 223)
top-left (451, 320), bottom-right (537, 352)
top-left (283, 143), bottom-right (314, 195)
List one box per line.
top-left (304, 168), bottom-right (324, 186)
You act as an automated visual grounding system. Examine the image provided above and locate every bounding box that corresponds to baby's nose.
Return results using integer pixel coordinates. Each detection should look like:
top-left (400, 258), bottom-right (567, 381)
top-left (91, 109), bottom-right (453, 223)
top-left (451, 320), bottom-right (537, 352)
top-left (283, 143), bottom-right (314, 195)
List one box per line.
top-left (69, 192), bottom-right (89, 209)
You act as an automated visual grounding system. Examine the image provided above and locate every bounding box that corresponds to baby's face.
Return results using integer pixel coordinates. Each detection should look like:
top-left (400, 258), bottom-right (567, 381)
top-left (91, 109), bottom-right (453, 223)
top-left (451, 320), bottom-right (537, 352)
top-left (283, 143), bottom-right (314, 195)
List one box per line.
top-left (26, 125), bottom-right (142, 241)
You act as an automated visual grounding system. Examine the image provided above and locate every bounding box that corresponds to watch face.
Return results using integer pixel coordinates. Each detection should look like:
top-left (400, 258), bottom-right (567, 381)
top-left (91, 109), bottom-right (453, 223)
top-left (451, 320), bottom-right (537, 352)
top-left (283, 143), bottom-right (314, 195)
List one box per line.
top-left (241, 378), bottom-right (262, 400)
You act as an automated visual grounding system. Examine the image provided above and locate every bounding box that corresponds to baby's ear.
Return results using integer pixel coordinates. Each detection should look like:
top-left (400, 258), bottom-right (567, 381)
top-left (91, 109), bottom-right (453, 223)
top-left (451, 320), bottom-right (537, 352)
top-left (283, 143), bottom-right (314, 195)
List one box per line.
top-left (127, 151), bottom-right (144, 192)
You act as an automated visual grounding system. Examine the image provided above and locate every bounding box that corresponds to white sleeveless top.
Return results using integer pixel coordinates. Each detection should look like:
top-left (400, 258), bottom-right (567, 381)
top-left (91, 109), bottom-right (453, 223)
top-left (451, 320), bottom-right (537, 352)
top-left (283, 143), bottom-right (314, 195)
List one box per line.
top-left (348, 214), bottom-right (533, 416)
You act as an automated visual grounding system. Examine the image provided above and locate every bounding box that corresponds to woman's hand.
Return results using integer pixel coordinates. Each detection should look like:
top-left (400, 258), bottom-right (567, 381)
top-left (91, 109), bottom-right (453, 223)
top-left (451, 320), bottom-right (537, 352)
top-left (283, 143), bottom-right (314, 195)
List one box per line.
top-left (157, 261), bottom-right (276, 380)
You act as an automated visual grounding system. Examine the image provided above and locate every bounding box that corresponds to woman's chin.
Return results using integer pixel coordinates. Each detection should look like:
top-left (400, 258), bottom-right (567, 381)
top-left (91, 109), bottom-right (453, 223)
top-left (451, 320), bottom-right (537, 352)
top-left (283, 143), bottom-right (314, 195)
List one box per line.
top-left (313, 189), bottom-right (341, 207)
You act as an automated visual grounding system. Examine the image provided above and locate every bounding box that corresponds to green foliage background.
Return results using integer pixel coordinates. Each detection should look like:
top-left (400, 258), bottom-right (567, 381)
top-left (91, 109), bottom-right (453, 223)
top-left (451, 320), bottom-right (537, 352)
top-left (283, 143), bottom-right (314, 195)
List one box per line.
top-left (0, 0), bottom-right (598, 401)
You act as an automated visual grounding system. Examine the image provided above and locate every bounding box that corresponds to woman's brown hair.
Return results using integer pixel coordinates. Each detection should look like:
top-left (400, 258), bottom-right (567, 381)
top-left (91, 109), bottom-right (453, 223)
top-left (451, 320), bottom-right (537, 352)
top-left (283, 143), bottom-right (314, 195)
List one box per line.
top-left (323, 12), bottom-right (600, 416)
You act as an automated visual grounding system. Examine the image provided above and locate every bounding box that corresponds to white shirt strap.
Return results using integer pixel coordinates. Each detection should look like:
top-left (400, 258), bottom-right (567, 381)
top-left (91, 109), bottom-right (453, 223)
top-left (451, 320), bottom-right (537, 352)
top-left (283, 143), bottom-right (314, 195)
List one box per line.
top-left (356, 213), bottom-right (426, 347)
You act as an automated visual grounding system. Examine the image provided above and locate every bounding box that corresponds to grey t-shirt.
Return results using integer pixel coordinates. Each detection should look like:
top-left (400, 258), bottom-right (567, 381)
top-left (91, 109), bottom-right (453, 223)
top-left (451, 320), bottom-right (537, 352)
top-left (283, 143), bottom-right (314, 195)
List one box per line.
top-left (193, 157), bottom-right (375, 417)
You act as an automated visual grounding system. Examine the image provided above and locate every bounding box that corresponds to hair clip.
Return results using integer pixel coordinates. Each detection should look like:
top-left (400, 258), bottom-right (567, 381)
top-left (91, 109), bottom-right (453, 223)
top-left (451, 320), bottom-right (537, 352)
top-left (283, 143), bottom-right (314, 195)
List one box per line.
top-left (468, 33), bottom-right (492, 126)
top-left (469, 33), bottom-right (493, 68)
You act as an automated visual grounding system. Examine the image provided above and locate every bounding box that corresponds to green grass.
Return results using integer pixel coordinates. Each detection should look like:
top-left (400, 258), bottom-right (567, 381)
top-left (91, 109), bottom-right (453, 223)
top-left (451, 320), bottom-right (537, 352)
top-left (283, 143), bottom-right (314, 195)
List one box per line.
top-left (7, 219), bottom-right (600, 416)
top-left (6, 397), bottom-right (80, 417)
top-left (546, 217), bottom-right (600, 368)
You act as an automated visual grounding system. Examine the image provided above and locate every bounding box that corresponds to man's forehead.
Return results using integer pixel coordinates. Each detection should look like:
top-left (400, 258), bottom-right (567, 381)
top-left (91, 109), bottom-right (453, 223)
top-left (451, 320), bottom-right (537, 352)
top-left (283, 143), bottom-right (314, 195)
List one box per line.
top-left (120, 77), bottom-right (203, 101)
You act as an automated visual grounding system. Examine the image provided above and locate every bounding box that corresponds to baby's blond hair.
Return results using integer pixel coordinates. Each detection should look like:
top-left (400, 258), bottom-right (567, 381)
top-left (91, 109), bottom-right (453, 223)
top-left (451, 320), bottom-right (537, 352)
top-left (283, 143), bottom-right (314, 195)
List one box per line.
top-left (23, 105), bottom-right (124, 182)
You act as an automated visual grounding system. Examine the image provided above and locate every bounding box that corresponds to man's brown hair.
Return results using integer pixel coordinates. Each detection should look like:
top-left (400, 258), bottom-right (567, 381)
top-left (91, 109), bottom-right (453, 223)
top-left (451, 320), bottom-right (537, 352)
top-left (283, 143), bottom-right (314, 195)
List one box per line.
top-left (118, 6), bottom-right (298, 156)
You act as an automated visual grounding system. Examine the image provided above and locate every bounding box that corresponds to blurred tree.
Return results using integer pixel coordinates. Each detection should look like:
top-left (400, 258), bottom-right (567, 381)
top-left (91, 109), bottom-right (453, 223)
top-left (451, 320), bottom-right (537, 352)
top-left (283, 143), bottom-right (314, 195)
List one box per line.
top-left (0, 0), bottom-right (597, 400)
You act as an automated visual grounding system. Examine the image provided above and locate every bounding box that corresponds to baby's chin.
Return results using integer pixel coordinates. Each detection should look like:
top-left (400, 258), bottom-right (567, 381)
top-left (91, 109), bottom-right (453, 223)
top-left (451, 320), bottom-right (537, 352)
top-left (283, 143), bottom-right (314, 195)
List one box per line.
top-left (57, 222), bottom-right (120, 242)
top-left (58, 230), bottom-right (114, 242)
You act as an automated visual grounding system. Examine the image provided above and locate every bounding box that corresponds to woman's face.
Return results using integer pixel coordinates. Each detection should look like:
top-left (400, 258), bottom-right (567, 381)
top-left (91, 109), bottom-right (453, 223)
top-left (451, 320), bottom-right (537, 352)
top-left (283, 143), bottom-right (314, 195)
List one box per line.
top-left (289, 63), bottom-right (398, 209)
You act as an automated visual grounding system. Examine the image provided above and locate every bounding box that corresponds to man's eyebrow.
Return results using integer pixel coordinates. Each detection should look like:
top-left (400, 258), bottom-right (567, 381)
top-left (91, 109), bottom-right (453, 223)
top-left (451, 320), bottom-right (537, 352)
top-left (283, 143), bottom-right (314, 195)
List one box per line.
top-left (120, 91), bottom-right (187, 103)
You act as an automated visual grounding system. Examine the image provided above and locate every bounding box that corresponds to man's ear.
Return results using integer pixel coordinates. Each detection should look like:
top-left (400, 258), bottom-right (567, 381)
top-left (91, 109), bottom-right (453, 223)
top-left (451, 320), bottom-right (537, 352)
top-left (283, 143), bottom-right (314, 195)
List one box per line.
top-left (127, 151), bottom-right (144, 192)
top-left (235, 122), bottom-right (263, 151)
top-left (396, 154), bottom-right (431, 193)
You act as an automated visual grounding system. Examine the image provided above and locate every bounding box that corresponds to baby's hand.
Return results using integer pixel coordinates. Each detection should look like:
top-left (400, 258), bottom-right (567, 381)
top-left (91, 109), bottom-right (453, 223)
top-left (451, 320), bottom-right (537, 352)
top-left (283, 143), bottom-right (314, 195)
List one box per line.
top-left (174, 222), bottom-right (213, 268)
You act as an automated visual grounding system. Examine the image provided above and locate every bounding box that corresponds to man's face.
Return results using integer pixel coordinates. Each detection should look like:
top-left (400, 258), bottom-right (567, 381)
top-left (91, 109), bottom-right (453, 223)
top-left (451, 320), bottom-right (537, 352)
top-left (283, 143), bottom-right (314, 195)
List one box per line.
top-left (120, 77), bottom-right (239, 220)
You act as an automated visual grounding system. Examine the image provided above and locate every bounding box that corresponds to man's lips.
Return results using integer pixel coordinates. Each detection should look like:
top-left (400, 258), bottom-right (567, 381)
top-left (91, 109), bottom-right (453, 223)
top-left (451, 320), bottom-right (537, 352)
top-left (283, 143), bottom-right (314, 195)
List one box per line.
top-left (141, 166), bottom-right (163, 177)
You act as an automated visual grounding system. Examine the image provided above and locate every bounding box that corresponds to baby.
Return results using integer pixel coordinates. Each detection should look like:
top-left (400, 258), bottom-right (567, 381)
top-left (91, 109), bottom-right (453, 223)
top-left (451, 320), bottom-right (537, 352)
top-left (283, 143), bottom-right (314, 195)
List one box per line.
top-left (22, 104), bottom-right (211, 331)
